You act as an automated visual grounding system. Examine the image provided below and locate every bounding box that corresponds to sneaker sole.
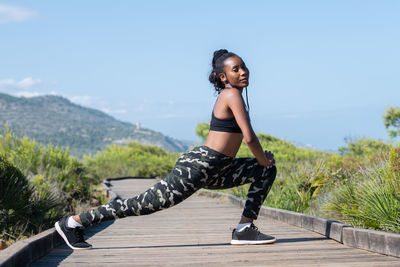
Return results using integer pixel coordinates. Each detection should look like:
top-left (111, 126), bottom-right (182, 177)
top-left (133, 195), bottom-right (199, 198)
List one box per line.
top-left (55, 221), bottom-right (92, 250)
top-left (231, 238), bottom-right (277, 245)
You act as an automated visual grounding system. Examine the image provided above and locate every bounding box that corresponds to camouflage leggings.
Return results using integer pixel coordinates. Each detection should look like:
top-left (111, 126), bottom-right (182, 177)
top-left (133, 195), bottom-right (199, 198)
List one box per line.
top-left (79, 146), bottom-right (277, 227)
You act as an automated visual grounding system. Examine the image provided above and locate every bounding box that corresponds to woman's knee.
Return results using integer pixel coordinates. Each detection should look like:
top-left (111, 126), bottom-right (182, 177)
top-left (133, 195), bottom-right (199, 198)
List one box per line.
top-left (270, 165), bottom-right (277, 179)
top-left (258, 165), bottom-right (277, 184)
top-left (268, 165), bottom-right (277, 184)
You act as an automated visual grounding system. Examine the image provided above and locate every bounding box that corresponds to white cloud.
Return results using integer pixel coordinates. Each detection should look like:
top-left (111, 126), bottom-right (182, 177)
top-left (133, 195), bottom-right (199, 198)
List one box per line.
top-left (0, 80), bottom-right (126, 118)
top-left (112, 109), bottom-right (127, 114)
top-left (15, 91), bottom-right (42, 97)
top-left (0, 77), bottom-right (42, 91)
top-left (0, 4), bottom-right (38, 24)
top-left (69, 95), bottom-right (96, 106)
top-left (0, 79), bottom-right (14, 88)
top-left (69, 95), bottom-right (127, 115)
top-left (18, 77), bottom-right (42, 89)
top-left (100, 107), bottom-right (127, 114)
top-left (0, 84), bottom-right (128, 116)
top-left (0, 77), bottom-right (59, 98)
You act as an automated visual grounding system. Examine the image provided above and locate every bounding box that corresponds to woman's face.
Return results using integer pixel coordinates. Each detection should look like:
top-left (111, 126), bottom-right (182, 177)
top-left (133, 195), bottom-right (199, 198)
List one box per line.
top-left (220, 56), bottom-right (249, 89)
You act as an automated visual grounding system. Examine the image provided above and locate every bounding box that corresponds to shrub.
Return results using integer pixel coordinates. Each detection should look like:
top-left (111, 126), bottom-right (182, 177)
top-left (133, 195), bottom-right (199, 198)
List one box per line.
top-left (338, 138), bottom-right (392, 157)
top-left (0, 155), bottom-right (60, 241)
top-left (323, 151), bottom-right (400, 233)
top-left (84, 142), bottom-right (180, 179)
top-left (0, 127), bottom-right (100, 213)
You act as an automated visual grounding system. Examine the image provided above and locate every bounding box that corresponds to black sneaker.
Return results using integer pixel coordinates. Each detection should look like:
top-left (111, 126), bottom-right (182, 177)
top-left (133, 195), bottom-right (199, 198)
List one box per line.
top-left (231, 223), bottom-right (276, 245)
top-left (55, 217), bottom-right (92, 250)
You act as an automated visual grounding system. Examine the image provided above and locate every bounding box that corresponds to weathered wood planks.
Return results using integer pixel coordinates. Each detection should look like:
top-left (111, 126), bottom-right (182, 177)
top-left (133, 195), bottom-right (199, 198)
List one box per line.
top-left (31, 178), bottom-right (400, 267)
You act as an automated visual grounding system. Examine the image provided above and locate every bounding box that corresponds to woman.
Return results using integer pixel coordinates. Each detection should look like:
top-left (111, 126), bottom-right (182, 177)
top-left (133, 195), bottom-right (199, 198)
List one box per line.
top-left (55, 49), bottom-right (277, 250)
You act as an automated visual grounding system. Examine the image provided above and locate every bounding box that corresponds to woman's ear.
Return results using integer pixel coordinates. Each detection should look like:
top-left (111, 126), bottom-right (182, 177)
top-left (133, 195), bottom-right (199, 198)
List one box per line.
top-left (218, 72), bottom-right (227, 84)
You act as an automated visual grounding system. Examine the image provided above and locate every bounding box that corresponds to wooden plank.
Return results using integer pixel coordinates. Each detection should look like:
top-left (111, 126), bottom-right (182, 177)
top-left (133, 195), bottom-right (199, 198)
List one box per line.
top-left (31, 178), bottom-right (400, 266)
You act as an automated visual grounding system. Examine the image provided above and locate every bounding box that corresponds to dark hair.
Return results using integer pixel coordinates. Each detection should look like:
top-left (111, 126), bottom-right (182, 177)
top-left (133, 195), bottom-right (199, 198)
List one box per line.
top-left (208, 49), bottom-right (238, 93)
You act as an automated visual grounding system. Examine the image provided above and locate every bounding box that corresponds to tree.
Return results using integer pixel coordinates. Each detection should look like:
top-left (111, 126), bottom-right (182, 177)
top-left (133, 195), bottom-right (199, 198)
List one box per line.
top-left (338, 137), bottom-right (391, 156)
top-left (383, 107), bottom-right (400, 138)
top-left (195, 122), bottom-right (210, 141)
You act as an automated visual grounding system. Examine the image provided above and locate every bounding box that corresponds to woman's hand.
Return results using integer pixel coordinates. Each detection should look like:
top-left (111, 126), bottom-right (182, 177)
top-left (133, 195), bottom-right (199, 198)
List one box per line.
top-left (264, 150), bottom-right (275, 167)
top-left (221, 89), bottom-right (276, 168)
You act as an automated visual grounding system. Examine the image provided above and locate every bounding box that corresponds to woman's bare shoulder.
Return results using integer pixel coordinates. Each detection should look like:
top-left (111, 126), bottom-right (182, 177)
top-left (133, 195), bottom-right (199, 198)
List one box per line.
top-left (219, 88), bottom-right (242, 101)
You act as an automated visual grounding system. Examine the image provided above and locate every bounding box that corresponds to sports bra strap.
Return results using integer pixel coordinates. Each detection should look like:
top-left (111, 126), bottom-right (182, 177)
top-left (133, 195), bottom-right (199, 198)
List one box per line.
top-left (209, 112), bottom-right (242, 133)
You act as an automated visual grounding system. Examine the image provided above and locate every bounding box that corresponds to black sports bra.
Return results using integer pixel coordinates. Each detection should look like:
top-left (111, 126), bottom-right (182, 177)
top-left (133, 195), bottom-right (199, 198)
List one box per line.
top-left (209, 111), bottom-right (242, 133)
top-left (209, 87), bottom-right (250, 134)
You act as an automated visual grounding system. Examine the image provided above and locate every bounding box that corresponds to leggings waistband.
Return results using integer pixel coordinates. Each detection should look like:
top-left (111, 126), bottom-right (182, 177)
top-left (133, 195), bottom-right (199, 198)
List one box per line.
top-left (182, 145), bottom-right (234, 169)
top-left (198, 145), bottom-right (234, 159)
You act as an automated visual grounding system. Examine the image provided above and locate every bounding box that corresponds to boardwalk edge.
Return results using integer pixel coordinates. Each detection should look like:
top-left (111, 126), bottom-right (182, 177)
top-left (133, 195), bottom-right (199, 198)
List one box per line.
top-left (0, 228), bottom-right (63, 267)
top-left (0, 179), bottom-right (116, 267)
top-left (198, 189), bottom-right (400, 258)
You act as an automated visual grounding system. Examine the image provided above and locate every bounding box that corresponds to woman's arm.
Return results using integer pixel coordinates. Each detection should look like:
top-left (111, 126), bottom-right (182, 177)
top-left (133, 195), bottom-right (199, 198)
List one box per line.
top-left (225, 90), bottom-right (274, 167)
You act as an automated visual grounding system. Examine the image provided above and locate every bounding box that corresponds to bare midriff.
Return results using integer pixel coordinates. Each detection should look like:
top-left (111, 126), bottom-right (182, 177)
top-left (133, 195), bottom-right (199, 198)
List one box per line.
top-left (204, 130), bottom-right (243, 158)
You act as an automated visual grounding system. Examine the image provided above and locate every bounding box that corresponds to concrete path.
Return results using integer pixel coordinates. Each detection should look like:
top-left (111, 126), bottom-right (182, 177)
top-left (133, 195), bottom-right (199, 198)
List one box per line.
top-left (31, 178), bottom-right (400, 266)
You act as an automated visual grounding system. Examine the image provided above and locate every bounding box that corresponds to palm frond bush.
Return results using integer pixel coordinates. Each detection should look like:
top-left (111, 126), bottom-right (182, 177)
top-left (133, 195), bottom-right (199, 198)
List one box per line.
top-left (0, 155), bottom-right (60, 241)
top-left (323, 152), bottom-right (400, 233)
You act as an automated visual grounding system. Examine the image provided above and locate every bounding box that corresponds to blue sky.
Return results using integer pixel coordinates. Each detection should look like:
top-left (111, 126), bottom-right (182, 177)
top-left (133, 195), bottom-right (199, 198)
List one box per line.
top-left (0, 1), bottom-right (399, 151)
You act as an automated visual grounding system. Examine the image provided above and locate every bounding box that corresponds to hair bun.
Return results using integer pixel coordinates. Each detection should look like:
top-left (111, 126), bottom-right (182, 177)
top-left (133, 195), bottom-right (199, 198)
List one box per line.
top-left (212, 49), bottom-right (229, 67)
top-left (209, 49), bottom-right (239, 92)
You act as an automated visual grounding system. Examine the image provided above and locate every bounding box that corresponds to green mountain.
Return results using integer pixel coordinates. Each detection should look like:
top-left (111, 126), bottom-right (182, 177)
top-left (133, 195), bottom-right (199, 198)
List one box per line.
top-left (0, 93), bottom-right (191, 157)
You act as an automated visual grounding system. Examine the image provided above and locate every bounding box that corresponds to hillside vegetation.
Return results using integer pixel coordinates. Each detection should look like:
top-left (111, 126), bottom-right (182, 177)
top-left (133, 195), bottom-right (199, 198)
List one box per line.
top-left (0, 128), bottom-right (178, 247)
top-left (0, 93), bottom-right (190, 157)
top-left (197, 122), bottom-right (400, 234)
top-left (0, 128), bottom-right (104, 246)
top-left (2, 108), bottom-right (400, 248)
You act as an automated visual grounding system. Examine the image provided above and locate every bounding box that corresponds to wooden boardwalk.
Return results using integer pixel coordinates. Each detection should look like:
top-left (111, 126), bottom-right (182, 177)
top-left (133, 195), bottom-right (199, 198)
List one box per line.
top-left (32, 178), bottom-right (400, 266)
